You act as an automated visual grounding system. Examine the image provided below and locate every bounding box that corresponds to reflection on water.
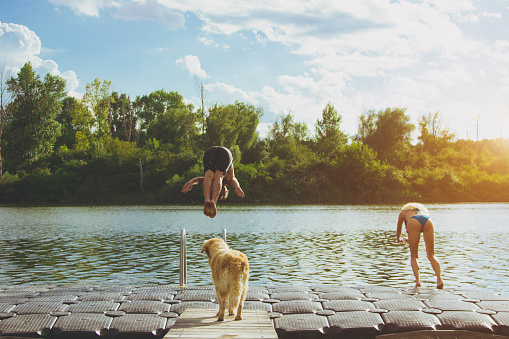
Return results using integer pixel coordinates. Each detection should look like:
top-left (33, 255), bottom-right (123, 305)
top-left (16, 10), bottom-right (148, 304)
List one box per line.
top-left (0, 204), bottom-right (508, 295)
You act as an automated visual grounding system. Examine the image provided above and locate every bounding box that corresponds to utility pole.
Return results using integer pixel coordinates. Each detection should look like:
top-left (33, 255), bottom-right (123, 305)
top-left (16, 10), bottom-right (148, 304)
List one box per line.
top-left (201, 82), bottom-right (205, 134)
top-left (0, 63), bottom-right (13, 180)
top-left (501, 106), bottom-right (509, 139)
top-left (195, 80), bottom-right (206, 135)
top-left (476, 114), bottom-right (479, 155)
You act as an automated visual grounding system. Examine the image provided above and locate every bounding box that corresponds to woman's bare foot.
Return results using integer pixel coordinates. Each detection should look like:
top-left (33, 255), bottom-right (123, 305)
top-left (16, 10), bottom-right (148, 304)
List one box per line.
top-left (436, 281), bottom-right (444, 289)
top-left (415, 281), bottom-right (421, 288)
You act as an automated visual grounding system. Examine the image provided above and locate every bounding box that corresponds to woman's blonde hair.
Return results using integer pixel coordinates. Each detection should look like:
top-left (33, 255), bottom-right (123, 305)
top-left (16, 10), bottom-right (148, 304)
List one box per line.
top-left (401, 202), bottom-right (429, 215)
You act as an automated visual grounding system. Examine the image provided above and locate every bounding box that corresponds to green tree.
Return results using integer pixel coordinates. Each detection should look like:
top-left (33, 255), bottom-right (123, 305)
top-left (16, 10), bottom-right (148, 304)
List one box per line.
top-left (82, 78), bottom-right (113, 137)
top-left (267, 112), bottom-right (298, 160)
top-left (242, 138), bottom-right (268, 164)
top-left (267, 112), bottom-right (313, 163)
top-left (137, 90), bottom-right (186, 132)
top-left (205, 104), bottom-right (236, 148)
top-left (110, 92), bottom-right (137, 142)
top-left (418, 111), bottom-right (455, 154)
top-left (293, 122), bottom-right (310, 144)
top-left (355, 109), bottom-right (376, 150)
top-left (55, 96), bottom-right (93, 152)
top-left (332, 142), bottom-right (388, 203)
top-left (146, 104), bottom-right (198, 151)
top-left (315, 102), bottom-right (348, 157)
top-left (205, 101), bottom-right (262, 155)
top-left (6, 62), bottom-right (66, 173)
top-left (355, 107), bottom-right (414, 165)
top-left (71, 97), bottom-right (93, 134)
top-left (55, 97), bottom-right (78, 149)
top-left (232, 101), bottom-right (262, 156)
top-left (136, 90), bottom-right (191, 146)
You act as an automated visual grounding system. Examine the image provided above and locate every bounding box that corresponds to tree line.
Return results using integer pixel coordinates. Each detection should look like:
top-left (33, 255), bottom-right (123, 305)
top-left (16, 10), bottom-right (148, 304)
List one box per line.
top-left (1, 62), bottom-right (508, 205)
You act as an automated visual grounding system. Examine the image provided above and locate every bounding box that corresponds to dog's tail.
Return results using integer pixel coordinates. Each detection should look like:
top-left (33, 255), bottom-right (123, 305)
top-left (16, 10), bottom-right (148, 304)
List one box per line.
top-left (229, 260), bottom-right (249, 311)
top-left (229, 271), bottom-right (249, 310)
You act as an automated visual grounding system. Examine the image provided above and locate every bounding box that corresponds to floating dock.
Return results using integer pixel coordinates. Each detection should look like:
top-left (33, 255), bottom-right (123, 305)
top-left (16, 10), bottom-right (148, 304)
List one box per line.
top-left (0, 283), bottom-right (508, 338)
top-left (164, 308), bottom-right (278, 338)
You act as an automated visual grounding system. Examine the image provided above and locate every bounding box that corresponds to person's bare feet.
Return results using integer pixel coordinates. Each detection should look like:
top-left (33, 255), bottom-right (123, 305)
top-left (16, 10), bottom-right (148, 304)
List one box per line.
top-left (209, 201), bottom-right (217, 218)
top-left (437, 281), bottom-right (444, 289)
top-left (204, 201), bottom-right (213, 217)
top-left (415, 281), bottom-right (421, 288)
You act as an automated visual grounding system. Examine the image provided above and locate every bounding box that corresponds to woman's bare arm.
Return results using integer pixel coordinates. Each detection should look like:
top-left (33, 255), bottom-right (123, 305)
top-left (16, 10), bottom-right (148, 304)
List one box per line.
top-left (396, 211), bottom-right (405, 243)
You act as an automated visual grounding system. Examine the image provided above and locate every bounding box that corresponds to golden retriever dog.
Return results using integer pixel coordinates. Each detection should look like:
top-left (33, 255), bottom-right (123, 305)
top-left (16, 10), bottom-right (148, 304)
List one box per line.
top-left (201, 238), bottom-right (249, 321)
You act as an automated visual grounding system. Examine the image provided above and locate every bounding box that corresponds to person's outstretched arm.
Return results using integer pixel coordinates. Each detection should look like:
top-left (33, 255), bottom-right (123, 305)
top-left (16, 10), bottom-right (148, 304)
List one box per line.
top-left (231, 177), bottom-right (245, 197)
top-left (226, 165), bottom-right (245, 197)
top-left (182, 177), bottom-right (205, 193)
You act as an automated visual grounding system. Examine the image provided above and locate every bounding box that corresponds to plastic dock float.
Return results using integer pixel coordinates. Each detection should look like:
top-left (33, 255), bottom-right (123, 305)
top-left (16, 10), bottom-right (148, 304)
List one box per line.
top-left (164, 308), bottom-right (278, 339)
top-left (0, 284), bottom-right (508, 338)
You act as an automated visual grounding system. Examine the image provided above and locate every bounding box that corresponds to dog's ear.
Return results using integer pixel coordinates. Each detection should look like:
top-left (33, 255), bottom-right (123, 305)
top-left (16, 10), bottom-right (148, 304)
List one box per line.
top-left (201, 240), bottom-right (209, 257)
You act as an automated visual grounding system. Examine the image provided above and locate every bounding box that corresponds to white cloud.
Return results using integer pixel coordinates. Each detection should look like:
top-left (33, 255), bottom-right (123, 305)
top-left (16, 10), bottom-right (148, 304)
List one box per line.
top-left (205, 82), bottom-right (248, 99)
top-left (204, 80), bottom-right (328, 131)
top-left (482, 11), bottom-right (502, 19)
top-left (112, 0), bottom-right (185, 29)
top-left (173, 2), bottom-right (509, 138)
top-left (48, 0), bottom-right (120, 17)
top-left (422, 0), bottom-right (476, 13)
top-left (176, 55), bottom-right (209, 79)
top-left (198, 36), bottom-right (230, 50)
top-left (0, 21), bottom-right (41, 62)
top-left (257, 122), bottom-right (272, 138)
top-left (60, 70), bottom-right (80, 98)
top-left (39, 59), bottom-right (60, 75)
top-left (0, 21), bottom-right (79, 97)
top-left (457, 14), bottom-right (479, 23)
top-left (49, 0), bottom-right (183, 29)
top-left (495, 40), bottom-right (509, 51)
top-left (37, 0), bottom-right (509, 139)
top-left (199, 36), bottom-right (214, 46)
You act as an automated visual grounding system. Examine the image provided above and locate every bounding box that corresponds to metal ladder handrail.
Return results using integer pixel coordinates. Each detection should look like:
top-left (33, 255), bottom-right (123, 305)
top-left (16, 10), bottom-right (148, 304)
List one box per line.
top-left (179, 229), bottom-right (187, 288)
top-left (179, 228), bottom-right (227, 288)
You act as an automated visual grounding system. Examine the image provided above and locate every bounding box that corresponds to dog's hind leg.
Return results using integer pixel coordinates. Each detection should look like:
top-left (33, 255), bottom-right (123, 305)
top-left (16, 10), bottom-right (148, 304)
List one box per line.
top-left (228, 278), bottom-right (243, 317)
top-left (228, 290), bottom-right (237, 316)
top-left (231, 279), bottom-right (248, 321)
top-left (217, 292), bottom-right (227, 321)
top-left (235, 285), bottom-right (247, 320)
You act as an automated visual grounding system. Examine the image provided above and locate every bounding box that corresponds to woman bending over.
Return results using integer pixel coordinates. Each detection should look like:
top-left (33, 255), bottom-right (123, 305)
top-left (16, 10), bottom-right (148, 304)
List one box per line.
top-left (397, 202), bottom-right (444, 289)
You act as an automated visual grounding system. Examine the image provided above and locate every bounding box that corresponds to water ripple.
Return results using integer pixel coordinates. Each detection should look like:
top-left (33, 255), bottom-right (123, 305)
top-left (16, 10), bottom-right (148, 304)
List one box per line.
top-left (0, 205), bottom-right (508, 294)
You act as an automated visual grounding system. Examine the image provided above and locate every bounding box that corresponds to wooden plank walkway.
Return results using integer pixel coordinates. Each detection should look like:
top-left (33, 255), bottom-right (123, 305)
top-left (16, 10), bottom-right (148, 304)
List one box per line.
top-left (377, 330), bottom-right (509, 338)
top-left (164, 308), bottom-right (278, 339)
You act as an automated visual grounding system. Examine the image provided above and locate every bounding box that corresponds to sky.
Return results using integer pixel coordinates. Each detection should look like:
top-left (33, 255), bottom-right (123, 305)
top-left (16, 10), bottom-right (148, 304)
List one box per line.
top-left (1, 0), bottom-right (509, 141)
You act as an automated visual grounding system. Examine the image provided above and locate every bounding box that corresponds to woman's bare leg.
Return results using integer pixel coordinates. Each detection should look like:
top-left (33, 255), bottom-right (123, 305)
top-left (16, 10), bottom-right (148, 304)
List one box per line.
top-left (423, 223), bottom-right (443, 289)
top-left (407, 226), bottom-right (422, 287)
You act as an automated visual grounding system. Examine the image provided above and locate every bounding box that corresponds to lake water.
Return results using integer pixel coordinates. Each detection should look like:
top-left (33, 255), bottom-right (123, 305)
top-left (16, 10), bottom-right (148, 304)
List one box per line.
top-left (0, 204), bottom-right (507, 294)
